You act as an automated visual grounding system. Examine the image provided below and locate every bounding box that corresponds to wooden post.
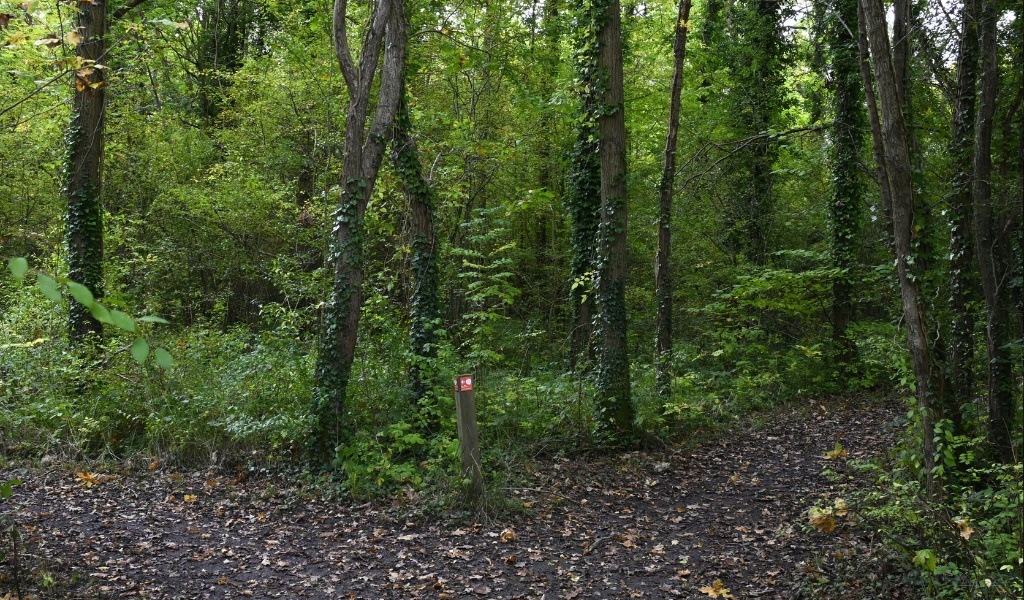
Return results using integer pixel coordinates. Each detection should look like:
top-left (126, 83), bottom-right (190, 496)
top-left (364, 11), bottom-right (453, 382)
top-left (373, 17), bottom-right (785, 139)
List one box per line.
top-left (454, 374), bottom-right (482, 500)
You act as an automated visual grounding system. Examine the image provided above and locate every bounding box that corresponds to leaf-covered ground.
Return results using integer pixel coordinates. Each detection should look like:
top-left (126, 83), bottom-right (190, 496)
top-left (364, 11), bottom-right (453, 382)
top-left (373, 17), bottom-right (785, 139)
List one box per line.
top-left (2, 400), bottom-right (910, 599)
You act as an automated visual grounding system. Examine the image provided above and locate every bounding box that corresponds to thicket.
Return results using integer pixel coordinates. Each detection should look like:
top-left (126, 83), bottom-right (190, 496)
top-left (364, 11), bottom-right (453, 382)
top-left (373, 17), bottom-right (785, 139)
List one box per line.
top-left (0, 0), bottom-right (1020, 595)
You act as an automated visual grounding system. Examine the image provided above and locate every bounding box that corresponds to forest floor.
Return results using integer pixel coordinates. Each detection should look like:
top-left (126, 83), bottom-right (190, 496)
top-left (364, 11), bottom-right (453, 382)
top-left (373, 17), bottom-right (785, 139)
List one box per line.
top-left (1, 398), bottom-right (916, 600)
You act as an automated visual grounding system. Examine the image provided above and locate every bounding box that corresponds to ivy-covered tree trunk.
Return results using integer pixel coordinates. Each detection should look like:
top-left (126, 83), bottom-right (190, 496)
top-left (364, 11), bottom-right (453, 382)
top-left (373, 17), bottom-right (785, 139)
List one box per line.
top-left (861, 0), bottom-right (935, 495)
top-left (594, 0), bottom-right (633, 440)
top-left (826, 0), bottom-right (865, 372)
top-left (567, 5), bottom-right (602, 368)
top-left (725, 0), bottom-right (787, 266)
top-left (65, 0), bottom-right (107, 344)
top-left (391, 93), bottom-right (440, 416)
top-left (972, 0), bottom-right (1014, 465)
top-left (654, 0), bottom-right (692, 400)
top-left (312, 0), bottom-right (405, 458)
top-left (946, 0), bottom-right (980, 433)
top-left (855, 3), bottom-right (893, 248)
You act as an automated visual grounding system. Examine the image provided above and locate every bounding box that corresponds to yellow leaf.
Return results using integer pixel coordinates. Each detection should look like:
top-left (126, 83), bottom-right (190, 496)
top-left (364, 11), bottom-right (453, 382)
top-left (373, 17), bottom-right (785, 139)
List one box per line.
top-left (698, 579), bottom-right (733, 598)
top-left (184, 494), bottom-right (197, 503)
top-left (809, 507), bottom-right (836, 533)
top-left (64, 30), bottom-right (82, 45)
top-left (834, 499), bottom-right (849, 517)
top-left (500, 527), bottom-right (517, 542)
top-left (76, 472), bottom-right (101, 487)
top-left (956, 519), bottom-right (973, 539)
top-left (823, 442), bottom-right (848, 460)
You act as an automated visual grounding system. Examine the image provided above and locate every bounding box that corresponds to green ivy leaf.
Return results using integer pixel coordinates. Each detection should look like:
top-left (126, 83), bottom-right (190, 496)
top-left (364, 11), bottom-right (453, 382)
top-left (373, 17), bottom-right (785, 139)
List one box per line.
top-left (138, 316), bottom-right (170, 324)
top-left (130, 337), bottom-right (150, 365)
top-left (66, 281), bottom-right (95, 307)
top-left (153, 347), bottom-right (173, 370)
top-left (36, 274), bottom-right (62, 302)
top-left (109, 309), bottom-right (137, 333)
top-left (7, 257), bottom-right (28, 282)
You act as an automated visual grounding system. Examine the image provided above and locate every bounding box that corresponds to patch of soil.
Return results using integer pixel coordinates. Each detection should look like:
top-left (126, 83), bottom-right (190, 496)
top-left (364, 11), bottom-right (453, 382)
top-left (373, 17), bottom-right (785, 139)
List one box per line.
top-left (1, 401), bottom-right (904, 599)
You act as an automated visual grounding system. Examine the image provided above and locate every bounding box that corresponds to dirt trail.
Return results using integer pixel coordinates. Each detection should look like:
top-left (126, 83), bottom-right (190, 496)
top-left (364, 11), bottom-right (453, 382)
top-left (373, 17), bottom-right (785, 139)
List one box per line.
top-left (1, 400), bottom-right (901, 599)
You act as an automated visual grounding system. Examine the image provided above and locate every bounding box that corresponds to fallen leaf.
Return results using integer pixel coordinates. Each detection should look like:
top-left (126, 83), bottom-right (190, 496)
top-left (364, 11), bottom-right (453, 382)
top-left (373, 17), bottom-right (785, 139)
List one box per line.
top-left (500, 527), bottom-right (517, 542)
top-left (808, 507), bottom-right (836, 533)
top-left (184, 494), bottom-right (198, 503)
top-left (698, 579), bottom-right (733, 598)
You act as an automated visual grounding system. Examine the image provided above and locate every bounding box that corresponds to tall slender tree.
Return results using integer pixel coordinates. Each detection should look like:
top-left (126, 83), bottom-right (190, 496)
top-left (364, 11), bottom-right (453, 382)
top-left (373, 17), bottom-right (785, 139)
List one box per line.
top-left (826, 0), bottom-right (866, 371)
top-left (654, 0), bottom-right (692, 400)
top-left (972, 0), bottom-right (1015, 464)
top-left (723, 0), bottom-right (789, 265)
top-left (946, 0), bottom-right (981, 433)
top-left (312, 0), bottom-right (405, 457)
top-left (566, 3), bottom-right (602, 367)
top-left (860, 0), bottom-right (936, 494)
top-left (594, 0), bottom-right (633, 439)
top-left (64, 0), bottom-right (108, 344)
top-left (855, 1), bottom-right (893, 248)
top-left (391, 88), bottom-right (441, 418)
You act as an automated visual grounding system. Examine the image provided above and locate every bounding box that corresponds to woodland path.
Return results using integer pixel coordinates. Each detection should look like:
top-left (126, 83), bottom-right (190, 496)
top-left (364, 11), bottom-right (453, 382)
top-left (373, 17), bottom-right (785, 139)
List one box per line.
top-left (2, 400), bottom-right (903, 599)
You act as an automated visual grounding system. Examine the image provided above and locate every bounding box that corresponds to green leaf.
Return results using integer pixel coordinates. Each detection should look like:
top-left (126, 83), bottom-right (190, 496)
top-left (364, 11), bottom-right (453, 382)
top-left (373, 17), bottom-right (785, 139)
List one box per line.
top-left (8, 257), bottom-right (28, 281)
top-left (138, 316), bottom-right (170, 324)
top-left (153, 347), bottom-right (173, 370)
top-left (109, 309), bottom-right (137, 333)
top-left (913, 549), bottom-right (937, 572)
top-left (36, 274), bottom-right (62, 302)
top-left (89, 302), bottom-right (112, 324)
top-left (0, 485), bottom-right (10, 499)
top-left (130, 337), bottom-right (150, 365)
top-left (66, 281), bottom-right (95, 307)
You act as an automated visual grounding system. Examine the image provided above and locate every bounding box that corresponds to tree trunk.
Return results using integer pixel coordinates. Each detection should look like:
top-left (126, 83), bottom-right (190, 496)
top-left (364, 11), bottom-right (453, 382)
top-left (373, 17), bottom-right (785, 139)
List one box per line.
top-left (594, 0), bottom-right (633, 440)
top-left (860, 0), bottom-right (935, 494)
top-left (65, 0), bottom-right (107, 344)
top-left (972, 0), bottom-right (1014, 465)
top-left (946, 0), bottom-right (980, 434)
top-left (828, 0), bottom-right (865, 372)
top-left (391, 93), bottom-right (440, 418)
top-left (856, 1), bottom-right (893, 247)
top-left (655, 0), bottom-right (692, 400)
top-left (312, 0), bottom-right (405, 458)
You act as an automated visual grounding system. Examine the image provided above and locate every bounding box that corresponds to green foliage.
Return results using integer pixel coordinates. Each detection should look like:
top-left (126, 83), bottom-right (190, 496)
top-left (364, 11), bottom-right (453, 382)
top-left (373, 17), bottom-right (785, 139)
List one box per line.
top-left (846, 430), bottom-right (1023, 599)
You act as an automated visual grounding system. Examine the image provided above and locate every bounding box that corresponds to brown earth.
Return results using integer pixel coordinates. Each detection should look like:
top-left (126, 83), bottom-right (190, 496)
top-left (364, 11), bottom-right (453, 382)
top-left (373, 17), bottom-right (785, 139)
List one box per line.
top-left (0, 400), bottom-right (911, 599)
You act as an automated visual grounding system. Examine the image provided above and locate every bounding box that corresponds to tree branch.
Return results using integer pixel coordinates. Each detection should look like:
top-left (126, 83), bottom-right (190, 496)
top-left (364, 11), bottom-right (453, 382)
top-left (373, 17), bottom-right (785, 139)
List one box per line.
top-left (112, 0), bottom-right (148, 22)
top-left (333, 0), bottom-right (357, 91)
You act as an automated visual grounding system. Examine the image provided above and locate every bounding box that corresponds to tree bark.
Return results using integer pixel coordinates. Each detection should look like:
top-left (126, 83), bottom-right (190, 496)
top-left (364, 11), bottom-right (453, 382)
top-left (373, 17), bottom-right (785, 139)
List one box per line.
top-left (312, 0), bottom-right (405, 457)
top-left (65, 0), bottom-right (107, 344)
top-left (946, 0), bottom-right (980, 434)
top-left (856, 1), bottom-right (893, 247)
top-left (391, 92), bottom-right (440, 417)
top-left (972, 0), bottom-right (1014, 465)
top-left (828, 0), bottom-right (865, 373)
top-left (595, 0), bottom-right (633, 440)
top-left (860, 0), bottom-right (935, 494)
top-left (655, 0), bottom-right (692, 400)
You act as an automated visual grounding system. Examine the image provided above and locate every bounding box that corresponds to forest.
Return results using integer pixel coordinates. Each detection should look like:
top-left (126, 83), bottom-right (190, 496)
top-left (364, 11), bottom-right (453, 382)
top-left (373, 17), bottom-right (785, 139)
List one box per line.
top-left (0, 0), bottom-right (1021, 595)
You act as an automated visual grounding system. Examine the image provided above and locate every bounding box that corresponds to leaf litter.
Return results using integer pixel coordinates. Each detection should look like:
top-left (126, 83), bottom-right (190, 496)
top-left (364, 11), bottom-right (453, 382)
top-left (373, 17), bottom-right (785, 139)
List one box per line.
top-left (1, 401), bottom-right (902, 599)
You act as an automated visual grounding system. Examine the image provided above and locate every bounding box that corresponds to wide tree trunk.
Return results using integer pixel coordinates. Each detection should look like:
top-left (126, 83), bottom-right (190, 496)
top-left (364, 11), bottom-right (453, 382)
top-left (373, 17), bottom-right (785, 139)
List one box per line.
top-left (594, 0), bottom-right (633, 440)
top-left (860, 0), bottom-right (936, 494)
top-left (827, 0), bottom-right (865, 372)
top-left (856, 2), bottom-right (893, 247)
top-left (946, 0), bottom-right (981, 434)
top-left (972, 0), bottom-right (1014, 465)
top-left (391, 92), bottom-right (441, 417)
top-left (312, 0), bottom-right (404, 457)
top-left (655, 0), bottom-right (692, 399)
top-left (65, 0), bottom-right (107, 344)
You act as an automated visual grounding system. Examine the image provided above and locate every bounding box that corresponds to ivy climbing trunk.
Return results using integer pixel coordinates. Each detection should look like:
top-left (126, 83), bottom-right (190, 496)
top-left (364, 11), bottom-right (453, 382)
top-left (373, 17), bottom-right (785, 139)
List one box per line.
top-left (827, 0), bottom-right (865, 372)
top-left (855, 2), bottom-right (893, 248)
top-left (567, 5), bottom-right (602, 368)
top-left (65, 0), bottom-right (107, 344)
top-left (391, 92), bottom-right (440, 418)
top-left (972, 0), bottom-right (1014, 465)
top-left (946, 0), bottom-right (980, 434)
top-left (654, 0), bottom-right (692, 400)
top-left (861, 0), bottom-right (935, 495)
top-left (594, 0), bottom-right (633, 440)
top-left (313, 0), bottom-right (405, 458)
